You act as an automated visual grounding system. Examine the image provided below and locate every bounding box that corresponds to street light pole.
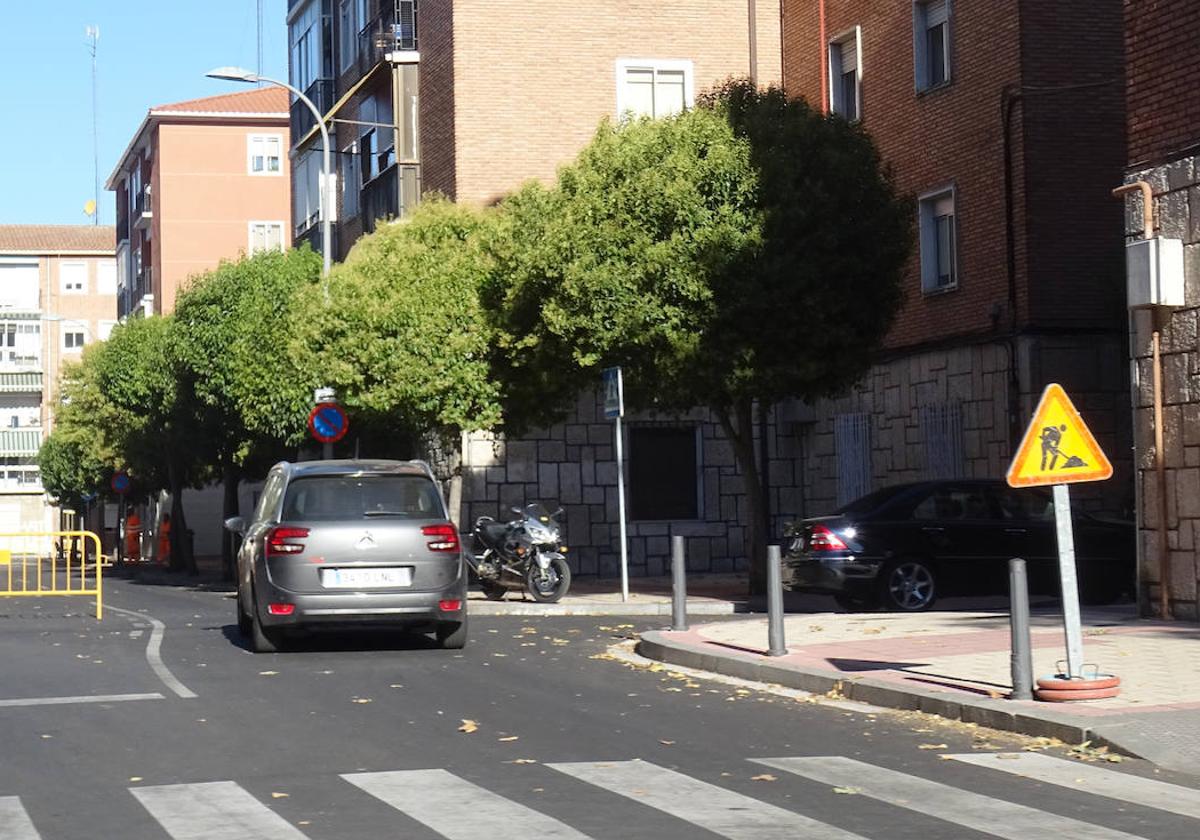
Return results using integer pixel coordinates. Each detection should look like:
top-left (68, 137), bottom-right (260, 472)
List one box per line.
top-left (206, 67), bottom-right (332, 278)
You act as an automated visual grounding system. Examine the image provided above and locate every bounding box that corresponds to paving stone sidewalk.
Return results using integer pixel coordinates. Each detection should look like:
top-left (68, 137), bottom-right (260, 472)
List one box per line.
top-left (639, 605), bottom-right (1200, 777)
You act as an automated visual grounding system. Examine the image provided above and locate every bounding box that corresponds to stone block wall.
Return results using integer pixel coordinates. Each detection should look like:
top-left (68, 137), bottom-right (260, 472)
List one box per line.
top-left (1125, 155), bottom-right (1200, 621)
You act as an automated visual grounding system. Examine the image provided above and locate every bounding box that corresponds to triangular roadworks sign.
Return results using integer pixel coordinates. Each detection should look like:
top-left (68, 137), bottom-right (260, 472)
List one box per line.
top-left (1006, 384), bottom-right (1113, 488)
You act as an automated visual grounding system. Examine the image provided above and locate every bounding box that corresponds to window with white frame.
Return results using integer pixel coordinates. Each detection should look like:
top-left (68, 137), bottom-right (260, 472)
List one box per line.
top-left (915, 0), bottom-right (951, 90)
top-left (616, 60), bottom-right (693, 119)
top-left (97, 261), bottom-right (117, 295)
top-left (249, 222), bottom-right (286, 255)
top-left (829, 28), bottom-right (862, 120)
top-left (62, 330), bottom-right (86, 351)
top-left (919, 187), bottom-right (958, 292)
top-left (293, 148), bottom-right (322, 234)
top-left (0, 262), bottom-right (39, 309)
top-left (248, 134), bottom-right (283, 175)
top-left (60, 261), bottom-right (87, 294)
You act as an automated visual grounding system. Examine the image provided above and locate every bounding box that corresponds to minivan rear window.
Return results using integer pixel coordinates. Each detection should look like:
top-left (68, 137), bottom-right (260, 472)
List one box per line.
top-left (281, 475), bottom-right (444, 521)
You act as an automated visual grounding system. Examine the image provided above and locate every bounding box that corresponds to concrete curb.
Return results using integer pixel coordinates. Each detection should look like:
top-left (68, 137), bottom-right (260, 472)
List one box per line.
top-left (468, 600), bottom-right (743, 617)
top-left (637, 630), bottom-right (1142, 759)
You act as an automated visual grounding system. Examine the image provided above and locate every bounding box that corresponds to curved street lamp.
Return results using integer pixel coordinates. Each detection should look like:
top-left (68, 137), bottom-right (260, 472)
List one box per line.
top-left (205, 66), bottom-right (332, 278)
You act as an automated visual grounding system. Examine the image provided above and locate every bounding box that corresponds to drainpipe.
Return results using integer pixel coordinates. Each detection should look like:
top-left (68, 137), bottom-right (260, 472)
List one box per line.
top-left (818, 0), bottom-right (828, 113)
top-left (747, 0), bottom-right (758, 86)
top-left (1112, 180), bottom-right (1171, 621)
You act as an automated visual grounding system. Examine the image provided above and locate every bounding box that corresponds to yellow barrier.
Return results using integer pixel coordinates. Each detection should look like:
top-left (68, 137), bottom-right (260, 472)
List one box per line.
top-left (0, 531), bottom-right (103, 619)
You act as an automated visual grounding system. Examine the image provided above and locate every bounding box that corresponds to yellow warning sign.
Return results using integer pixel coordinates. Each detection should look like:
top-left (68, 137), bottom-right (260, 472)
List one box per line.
top-left (1006, 383), bottom-right (1113, 488)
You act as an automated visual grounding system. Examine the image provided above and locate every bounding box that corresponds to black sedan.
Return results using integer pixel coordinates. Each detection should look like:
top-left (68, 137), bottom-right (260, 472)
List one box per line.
top-left (782, 480), bottom-right (1134, 611)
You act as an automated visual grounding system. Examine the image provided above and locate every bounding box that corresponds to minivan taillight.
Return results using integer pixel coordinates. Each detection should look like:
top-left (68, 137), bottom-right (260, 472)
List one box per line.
top-left (266, 526), bottom-right (309, 556)
top-left (808, 524), bottom-right (849, 552)
top-left (422, 524), bottom-right (460, 552)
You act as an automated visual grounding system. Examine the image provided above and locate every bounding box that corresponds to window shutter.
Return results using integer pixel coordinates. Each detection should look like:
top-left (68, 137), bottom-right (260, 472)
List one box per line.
top-left (925, 0), bottom-right (948, 28)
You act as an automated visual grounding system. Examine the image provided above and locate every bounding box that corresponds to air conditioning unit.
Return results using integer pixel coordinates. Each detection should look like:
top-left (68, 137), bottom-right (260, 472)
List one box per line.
top-left (1126, 238), bottom-right (1185, 308)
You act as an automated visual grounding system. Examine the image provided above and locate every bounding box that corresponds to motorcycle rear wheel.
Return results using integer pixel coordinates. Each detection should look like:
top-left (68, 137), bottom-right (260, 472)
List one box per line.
top-left (479, 579), bottom-right (507, 601)
top-left (526, 556), bottom-right (571, 604)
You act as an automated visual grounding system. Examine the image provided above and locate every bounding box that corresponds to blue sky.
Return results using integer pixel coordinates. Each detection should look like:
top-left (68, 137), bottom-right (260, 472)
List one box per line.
top-left (0, 1), bottom-right (289, 226)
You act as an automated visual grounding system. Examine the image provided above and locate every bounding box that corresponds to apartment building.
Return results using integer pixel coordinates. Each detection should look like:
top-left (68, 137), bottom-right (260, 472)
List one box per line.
top-left (0, 225), bottom-right (117, 531)
top-left (287, 0), bottom-right (786, 576)
top-left (107, 88), bottom-right (292, 319)
top-left (774, 2), bottom-right (1131, 516)
top-left (1119, 0), bottom-right (1200, 620)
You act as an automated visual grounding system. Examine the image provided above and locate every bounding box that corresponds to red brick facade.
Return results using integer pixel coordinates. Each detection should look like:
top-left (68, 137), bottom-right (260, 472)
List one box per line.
top-left (780, 1), bottom-right (1125, 350)
top-left (1126, 0), bottom-right (1200, 167)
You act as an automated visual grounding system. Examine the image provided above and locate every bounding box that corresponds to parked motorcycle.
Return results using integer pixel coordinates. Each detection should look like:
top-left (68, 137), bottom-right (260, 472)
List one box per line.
top-left (468, 504), bottom-right (571, 603)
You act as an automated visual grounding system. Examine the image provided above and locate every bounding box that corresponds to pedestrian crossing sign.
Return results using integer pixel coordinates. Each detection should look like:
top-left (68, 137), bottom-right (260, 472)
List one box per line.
top-left (1006, 383), bottom-right (1113, 487)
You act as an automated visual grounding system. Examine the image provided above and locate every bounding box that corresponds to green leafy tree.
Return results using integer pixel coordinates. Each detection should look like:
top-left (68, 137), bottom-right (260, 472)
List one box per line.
top-left (486, 81), bottom-right (912, 592)
top-left (173, 246), bottom-right (323, 577)
top-left (290, 198), bottom-right (502, 451)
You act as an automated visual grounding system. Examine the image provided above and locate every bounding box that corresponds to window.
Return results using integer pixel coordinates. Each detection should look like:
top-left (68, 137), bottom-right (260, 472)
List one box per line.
top-left (0, 262), bottom-right (40, 309)
top-left (97, 261), bottom-right (117, 295)
top-left (289, 0), bottom-right (331, 93)
top-left (616, 60), bottom-right (693, 119)
top-left (915, 0), bottom-right (951, 90)
top-left (248, 134), bottom-right (283, 175)
top-left (248, 222), bottom-right (286, 254)
top-left (829, 28), bottom-right (862, 120)
top-left (293, 148), bottom-right (323, 233)
top-left (341, 141), bottom-right (361, 219)
top-left (338, 0), bottom-right (359, 71)
top-left (912, 485), bottom-right (992, 521)
top-left (919, 187), bottom-right (958, 292)
top-left (62, 331), bottom-right (86, 351)
top-left (920, 403), bottom-right (964, 479)
top-left (834, 412), bottom-right (871, 506)
top-left (629, 427), bottom-right (699, 520)
top-left (60, 262), bottom-right (87, 294)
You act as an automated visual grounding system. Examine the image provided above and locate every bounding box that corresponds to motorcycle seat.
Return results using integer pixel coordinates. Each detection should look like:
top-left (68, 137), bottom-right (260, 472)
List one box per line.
top-left (479, 521), bottom-right (509, 544)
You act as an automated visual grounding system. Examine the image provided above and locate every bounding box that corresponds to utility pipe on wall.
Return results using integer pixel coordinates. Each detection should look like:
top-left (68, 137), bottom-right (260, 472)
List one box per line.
top-left (747, 0), bottom-right (758, 86)
top-left (1112, 180), bottom-right (1171, 621)
top-left (818, 0), bottom-right (828, 113)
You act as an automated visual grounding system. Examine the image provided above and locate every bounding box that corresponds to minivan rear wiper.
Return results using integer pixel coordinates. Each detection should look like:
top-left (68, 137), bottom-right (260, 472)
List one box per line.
top-left (362, 510), bottom-right (410, 517)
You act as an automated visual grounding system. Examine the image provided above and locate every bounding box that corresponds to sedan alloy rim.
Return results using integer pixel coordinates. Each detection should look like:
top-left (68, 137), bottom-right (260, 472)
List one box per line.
top-left (888, 563), bottom-right (933, 609)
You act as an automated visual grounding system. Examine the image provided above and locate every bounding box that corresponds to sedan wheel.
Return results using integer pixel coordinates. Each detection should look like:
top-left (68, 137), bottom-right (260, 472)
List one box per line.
top-left (879, 559), bottom-right (937, 611)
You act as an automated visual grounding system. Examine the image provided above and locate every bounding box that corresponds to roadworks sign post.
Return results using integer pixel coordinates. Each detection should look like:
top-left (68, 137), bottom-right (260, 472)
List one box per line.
top-left (1006, 383), bottom-right (1113, 688)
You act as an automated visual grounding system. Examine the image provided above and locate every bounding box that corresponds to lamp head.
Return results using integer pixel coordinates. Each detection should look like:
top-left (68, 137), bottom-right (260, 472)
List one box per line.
top-left (205, 66), bottom-right (258, 83)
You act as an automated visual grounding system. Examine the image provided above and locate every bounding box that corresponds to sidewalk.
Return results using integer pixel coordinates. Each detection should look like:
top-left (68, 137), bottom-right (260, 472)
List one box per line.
top-left (639, 605), bottom-right (1200, 777)
top-left (467, 572), bottom-right (748, 615)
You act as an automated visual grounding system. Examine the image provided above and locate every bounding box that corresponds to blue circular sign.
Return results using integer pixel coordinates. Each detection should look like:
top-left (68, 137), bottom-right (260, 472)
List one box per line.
top-left (111, 471), bottom-right (131, 494)
top-left (308, 402), bottom-right (349, 444)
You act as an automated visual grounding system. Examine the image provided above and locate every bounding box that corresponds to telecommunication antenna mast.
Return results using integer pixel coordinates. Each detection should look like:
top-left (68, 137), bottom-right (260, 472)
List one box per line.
top-left (86, 25), bottom-right (100, 225)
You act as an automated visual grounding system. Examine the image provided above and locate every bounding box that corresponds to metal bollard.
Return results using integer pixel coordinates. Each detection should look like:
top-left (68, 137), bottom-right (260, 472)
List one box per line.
top-left (766, 544), bottom-right (787, 656)
top-left (671, 535), bottom-right (688, 632)
top-left (1008, 557), bottom-right (1034, 700)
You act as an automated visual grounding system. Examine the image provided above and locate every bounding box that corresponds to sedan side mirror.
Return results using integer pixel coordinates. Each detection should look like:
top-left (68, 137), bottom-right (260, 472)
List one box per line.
top-left (223, 516), bottom-right (246, 535)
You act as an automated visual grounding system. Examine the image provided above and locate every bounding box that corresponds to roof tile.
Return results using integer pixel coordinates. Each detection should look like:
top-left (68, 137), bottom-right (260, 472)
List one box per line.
top-left (151, 87), bottom-right (289, 115)
top-left (0, 225), bottom-right (115, 253)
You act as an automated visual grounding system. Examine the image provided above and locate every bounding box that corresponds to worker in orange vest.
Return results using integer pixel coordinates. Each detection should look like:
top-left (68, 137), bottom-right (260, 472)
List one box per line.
top-left (158, 513), bottom-right (171, 566)
top-left (124, 511), bottom-right (141, 561)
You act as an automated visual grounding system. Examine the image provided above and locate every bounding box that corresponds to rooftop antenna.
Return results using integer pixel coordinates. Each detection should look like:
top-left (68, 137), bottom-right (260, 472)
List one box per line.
top-left (85, 25), bottom-right (100, 225)
top-left (257, 0), bottom-right (264, 86)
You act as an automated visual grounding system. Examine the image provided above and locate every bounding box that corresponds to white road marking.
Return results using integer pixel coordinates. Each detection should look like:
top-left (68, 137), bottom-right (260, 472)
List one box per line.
top-left (129, 630), bottom-right (144, 639)
top-left (756, 756), bottom-right (1152, 840)
top-left (948, 752), bottom-right (1200, 820)
top-left (131, 781), bottom-right (309, 840)
top-left (548, 759), bottom-right (866, 839)
top-left (0, 693), bottom-right (163, 708)
top-left (106, 605), bottom-right (197, 698)
top-left (343, 768), bottom-right (592, 839)
top-left (0, 797), bottom-right (41, 840)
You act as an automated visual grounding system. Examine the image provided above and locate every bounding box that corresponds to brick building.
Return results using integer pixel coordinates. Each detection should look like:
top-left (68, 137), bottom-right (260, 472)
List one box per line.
top-left (0, 225), bottom-right (117, 534)
top-left (107, 89), bottom-right (292, 319)
top-left (774, 2), bottom-right (1132, 520)
top-left (286, 0), bottom-right (787, 576)
top-left (1120, 0), bottom-right (1200, 620)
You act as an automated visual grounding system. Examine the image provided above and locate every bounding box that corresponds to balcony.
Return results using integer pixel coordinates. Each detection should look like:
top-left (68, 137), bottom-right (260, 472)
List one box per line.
top-left (291, 78), bottom-right (334, 142)
top-left (0, 373), bottom-right (42, 392)
top-left (361, 164), bottom-right (399, 234)
top-left (0, 429), bottom-right (43, 458)
top-left (358, 1), bottom-right (418, 77)
top-left (133, 185), bottom-right (153, 230)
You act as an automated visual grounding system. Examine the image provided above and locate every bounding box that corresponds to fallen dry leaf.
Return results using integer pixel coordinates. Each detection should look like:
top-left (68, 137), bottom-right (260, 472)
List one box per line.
top-left (506, 759), bottom-right (537, 764)
top-left (271, 792), bottom-right (289, 799)
top-left (258, 670), bottom-right (279, 676)
top-left (833, 786), bottom-right (861, 794)
top-left (918, 744), bottom-right (948, 750)
top-left (129, 776), bottom-right (143, 783)
top-left (751, 774), bottom-right (778, 782)
top-left (498, 736), bottom-right (519, 742)
top-left (352, 698), bottom-right (372, 704)
top-left (459, 719), bottom-right (480, 733)
top-left (659, 740), bottom-right (675, 746)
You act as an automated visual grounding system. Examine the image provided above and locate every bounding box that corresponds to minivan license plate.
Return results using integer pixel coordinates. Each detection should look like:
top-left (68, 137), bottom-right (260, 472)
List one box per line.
top-left (321, 567), bottom-right (412, 588)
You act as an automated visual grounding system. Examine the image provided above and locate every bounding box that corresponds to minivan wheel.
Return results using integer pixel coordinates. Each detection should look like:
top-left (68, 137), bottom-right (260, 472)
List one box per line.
top-left (437, 614), bottom-right (468, 650)
top-left (879, 559), bottom-right (937, 611)
top-left (248, 586), bottom-right (284, 653)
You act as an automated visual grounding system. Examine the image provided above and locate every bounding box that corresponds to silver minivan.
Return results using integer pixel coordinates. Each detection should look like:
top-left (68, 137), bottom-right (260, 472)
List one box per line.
top-left (225, 460), bottom-right (467, 652)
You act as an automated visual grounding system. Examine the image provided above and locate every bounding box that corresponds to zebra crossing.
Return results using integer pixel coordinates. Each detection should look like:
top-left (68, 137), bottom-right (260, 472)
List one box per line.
top-left (4, 753), bottom-right (1198, 839)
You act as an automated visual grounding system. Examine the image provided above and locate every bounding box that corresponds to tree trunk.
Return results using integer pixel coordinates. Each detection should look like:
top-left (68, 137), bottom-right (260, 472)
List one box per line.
top-left (221, 462), bottom-right (241, 582)
top-left (717, 397), bottom-right (770, 596)
top-left (166, 457), bottom-right (194, 575)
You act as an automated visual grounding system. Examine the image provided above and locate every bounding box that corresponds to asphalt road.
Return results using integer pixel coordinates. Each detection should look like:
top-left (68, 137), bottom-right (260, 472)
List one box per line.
top-left (1, 577), bottom-right (1197, 839)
